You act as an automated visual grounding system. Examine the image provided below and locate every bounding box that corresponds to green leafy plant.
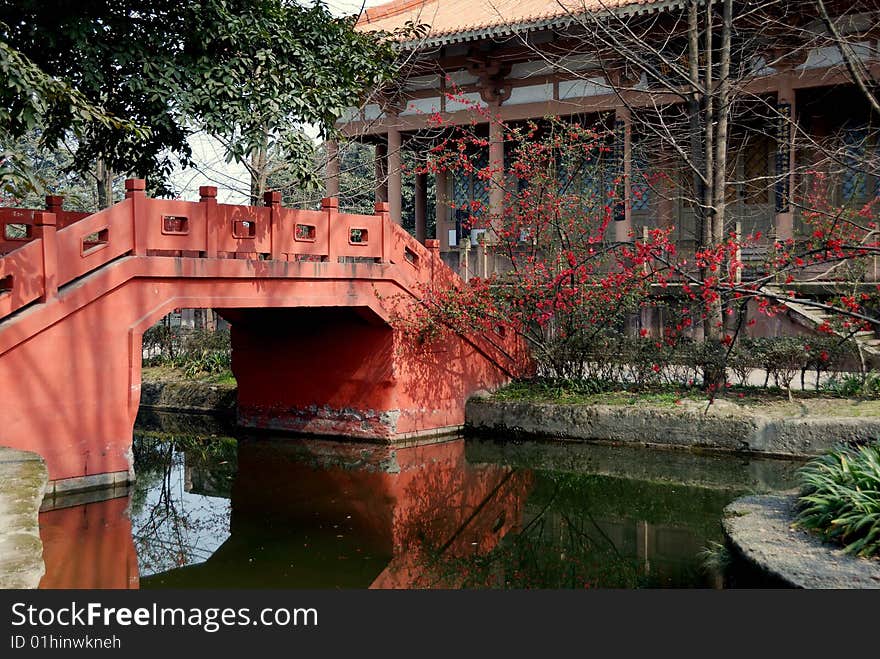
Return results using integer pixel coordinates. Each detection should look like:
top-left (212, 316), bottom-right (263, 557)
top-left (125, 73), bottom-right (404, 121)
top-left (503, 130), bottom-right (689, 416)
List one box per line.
top-left (823, 371), bottom-right (880, 399)
top-left (795, 441), bottom-right (880, 558)
top-left (143, 325), bottom-right (231, 378)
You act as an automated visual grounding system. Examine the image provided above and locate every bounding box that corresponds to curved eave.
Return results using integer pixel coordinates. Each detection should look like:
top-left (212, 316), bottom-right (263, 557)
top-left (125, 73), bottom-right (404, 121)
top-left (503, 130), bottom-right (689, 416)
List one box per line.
top-left (379, 0), bottom-right (691, 51)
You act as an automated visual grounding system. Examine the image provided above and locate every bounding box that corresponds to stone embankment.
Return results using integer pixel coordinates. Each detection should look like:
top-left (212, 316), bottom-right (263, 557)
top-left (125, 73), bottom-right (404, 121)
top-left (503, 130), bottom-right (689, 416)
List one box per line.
top-left (0, 448), bottom-right (48, 588)
top-left (466, 395), bottom-right (880, 457)
top-left (139, 377), bottom-right (236, 415)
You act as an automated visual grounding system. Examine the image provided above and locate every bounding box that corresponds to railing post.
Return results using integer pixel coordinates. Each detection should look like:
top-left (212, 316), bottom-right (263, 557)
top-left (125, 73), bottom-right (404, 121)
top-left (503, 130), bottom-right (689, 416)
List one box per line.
top-left (375, 201), bottom-right (390, 263)
top-left (199, 186), bottom-right (218, 258)
top-left (459, 236), bottom-right (471, 282)
top-left (125, 178), bottom-right (147, 256)
top-left (425, 238), bottom-right (440, 282)
top-left (478, 233), bottom-right (488, 278)
top-left (264, 190), bottom-right (282, 261)
top-left (323, 197), bottom-right (339, 263)
top-left (32, 212), bottom-right (57, 302)
top-left (45, 195), bottom-right (64, 226)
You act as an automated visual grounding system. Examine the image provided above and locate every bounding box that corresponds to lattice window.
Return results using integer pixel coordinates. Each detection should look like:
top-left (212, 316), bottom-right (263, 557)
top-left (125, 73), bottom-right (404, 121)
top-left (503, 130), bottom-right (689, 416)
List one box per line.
top-left (451, 149), bottom-right (490, 221)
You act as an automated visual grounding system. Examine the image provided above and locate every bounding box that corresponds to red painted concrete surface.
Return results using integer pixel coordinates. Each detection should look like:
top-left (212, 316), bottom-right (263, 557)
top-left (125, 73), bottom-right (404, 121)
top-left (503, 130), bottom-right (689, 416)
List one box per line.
top-left (0, 182), bottom-right (530, 484)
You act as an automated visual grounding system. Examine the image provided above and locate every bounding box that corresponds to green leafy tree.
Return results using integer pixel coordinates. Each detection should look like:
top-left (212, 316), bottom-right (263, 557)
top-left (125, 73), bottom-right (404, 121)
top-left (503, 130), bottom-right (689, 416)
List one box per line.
top-left (1, 1), bottom-right (398, 203)
top-left (0, 33), bottom-right (142, 199)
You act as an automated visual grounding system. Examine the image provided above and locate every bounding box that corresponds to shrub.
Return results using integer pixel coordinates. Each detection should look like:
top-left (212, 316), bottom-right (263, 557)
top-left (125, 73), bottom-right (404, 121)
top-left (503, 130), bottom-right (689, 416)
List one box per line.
top-left (824, 371), bottom-right (880, 399)
top-left (795, 441), bottom-right (880, 558)
top-left (803, 336), bottom-right (856, 391)
top-left (143, 326), bottom-right (231, 377)
top-left (727, 341), bottom-right (755, 386)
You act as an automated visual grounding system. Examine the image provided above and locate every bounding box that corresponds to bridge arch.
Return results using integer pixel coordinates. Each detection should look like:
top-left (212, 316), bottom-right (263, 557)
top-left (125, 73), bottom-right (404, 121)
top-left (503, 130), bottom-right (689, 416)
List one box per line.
top-left (0, 182), bottom-right (528, 488)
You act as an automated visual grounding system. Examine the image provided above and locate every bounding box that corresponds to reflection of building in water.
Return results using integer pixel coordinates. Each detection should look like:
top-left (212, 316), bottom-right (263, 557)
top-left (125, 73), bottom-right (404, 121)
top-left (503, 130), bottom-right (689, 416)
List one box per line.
top-left (523, 505), bottom-right (710, 588)
top-left (184, 448), bottom-right (237, 499)
top-left (36, 434), bottom-right (756, 589)
top-left (143, 437), bottom-right (533, 589)
top-left (39, 496), bottom-right (138, 589)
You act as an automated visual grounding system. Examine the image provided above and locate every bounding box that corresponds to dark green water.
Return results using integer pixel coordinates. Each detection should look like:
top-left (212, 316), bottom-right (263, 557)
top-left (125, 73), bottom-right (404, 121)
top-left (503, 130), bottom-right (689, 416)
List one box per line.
top-left (38, 416), bottom-right (800, 589)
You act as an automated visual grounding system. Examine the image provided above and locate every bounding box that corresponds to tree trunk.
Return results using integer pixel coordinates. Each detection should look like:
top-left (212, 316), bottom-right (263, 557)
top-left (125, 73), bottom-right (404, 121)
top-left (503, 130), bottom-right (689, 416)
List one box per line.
top-left (709, 0), bottom-right (733, 339)
top-left (96, 159), bottom-right (113, 209)
top-left (249, 130), bottom-right (269, 205)
top-left (687, 1), bottom-right (706, 247)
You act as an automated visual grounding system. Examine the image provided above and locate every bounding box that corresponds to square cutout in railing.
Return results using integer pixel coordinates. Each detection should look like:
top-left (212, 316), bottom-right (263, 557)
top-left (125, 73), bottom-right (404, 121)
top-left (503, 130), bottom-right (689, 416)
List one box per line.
top-left (4, 223), bottom-right (31, 240)
top-left (82, 227), bottom-right (109, 255)
top-left (0, 274), bottom-right (11, 295)
top-left (295, 224), bottom-right (316, 242)
top-left (162, 215), bottom-right (189, 235)
top-left (404, 246), bottom-right (419, 266)
top-left (349, 228), bottom-right (368, 244)
top-left (233, 219), bottom-right (257, 239)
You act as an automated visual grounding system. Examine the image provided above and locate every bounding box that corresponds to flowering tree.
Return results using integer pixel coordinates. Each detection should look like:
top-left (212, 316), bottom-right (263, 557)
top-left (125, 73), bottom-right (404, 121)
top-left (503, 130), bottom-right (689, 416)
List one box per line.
top-left (387, 95), bottom-right (880, 390)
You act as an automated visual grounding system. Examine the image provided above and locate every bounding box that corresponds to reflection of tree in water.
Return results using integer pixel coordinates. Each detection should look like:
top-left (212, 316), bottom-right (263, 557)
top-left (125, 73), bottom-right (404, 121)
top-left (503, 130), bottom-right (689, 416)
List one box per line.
top-left (413, 472), bottom-right (733, 589)
top-left (412, 473), bottom-right (640, 589)
top-left (130, 434), bottom-right (237, 577)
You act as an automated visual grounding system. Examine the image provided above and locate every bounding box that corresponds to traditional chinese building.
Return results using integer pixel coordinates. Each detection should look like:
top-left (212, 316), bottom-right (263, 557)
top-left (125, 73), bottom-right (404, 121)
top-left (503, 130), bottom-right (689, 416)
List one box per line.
top-left (331, 0), bottom-right (879, 275)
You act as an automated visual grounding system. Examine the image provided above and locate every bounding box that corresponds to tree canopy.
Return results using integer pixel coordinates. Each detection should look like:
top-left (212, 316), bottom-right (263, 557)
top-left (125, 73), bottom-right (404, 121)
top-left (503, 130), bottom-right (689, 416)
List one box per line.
top-left (0, 0), bottom-right (397, 198)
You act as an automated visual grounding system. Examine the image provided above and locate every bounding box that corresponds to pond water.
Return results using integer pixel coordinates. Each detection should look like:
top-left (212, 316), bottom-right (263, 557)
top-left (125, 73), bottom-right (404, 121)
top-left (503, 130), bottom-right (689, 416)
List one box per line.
top-left (37, 415), bottom-right (800, 589)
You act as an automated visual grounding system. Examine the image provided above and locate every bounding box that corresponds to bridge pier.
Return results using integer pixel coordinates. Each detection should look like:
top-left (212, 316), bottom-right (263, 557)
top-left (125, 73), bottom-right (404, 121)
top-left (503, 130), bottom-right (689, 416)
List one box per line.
top-left (227, 306), bottom-right (512, 441)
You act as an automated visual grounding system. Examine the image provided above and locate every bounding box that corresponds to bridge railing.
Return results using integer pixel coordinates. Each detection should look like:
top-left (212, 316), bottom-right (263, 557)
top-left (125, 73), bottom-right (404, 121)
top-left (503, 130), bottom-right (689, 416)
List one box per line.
top-left (0, 178), bottom-right (449, 320)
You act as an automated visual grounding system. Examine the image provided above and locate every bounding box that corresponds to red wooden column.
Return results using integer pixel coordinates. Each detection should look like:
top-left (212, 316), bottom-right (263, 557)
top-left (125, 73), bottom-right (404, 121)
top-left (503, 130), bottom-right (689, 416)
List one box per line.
top-left (435, 169), bottom-right (451, 251)
top-left (387, 126), bottom-right (402, 225)
top-left (657, 150), bottom-right (676, 231)
top-left (488, 110), bottom-right (505, 225)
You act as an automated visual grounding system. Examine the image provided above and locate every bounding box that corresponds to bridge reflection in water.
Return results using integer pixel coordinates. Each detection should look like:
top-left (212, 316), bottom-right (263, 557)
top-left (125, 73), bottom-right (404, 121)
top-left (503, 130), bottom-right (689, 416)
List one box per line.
top-left (38, 434), bottom-right (800, 589)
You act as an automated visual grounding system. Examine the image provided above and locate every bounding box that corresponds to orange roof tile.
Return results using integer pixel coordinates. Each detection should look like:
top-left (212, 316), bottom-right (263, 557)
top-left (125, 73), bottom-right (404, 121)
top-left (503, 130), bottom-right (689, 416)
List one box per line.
top-left (356, 0), bottom-right (677, 45)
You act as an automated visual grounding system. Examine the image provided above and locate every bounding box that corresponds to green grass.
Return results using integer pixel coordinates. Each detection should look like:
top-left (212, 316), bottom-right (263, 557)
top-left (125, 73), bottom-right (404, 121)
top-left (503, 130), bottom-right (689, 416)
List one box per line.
top-left (491, 379), bottom-right (682, 406)
top-left (489, 378), bottom-right (880, 411)
top-left (795, 442), bottom-right (880, 559)
top-left (142, 365), bottom-right (236, 387)
top-left (489, 379), bottom-right (810, 408)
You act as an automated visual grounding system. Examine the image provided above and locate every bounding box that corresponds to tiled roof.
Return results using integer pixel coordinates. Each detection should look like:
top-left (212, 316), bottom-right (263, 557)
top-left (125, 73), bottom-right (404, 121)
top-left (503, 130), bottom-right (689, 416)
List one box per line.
top-left (356, 0), bottom-right (680, 46)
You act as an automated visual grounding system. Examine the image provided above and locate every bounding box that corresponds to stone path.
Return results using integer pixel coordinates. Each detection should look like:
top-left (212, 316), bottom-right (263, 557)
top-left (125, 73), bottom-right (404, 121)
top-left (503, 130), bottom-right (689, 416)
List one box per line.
top-left (723, 494), bottom-right (880, 589)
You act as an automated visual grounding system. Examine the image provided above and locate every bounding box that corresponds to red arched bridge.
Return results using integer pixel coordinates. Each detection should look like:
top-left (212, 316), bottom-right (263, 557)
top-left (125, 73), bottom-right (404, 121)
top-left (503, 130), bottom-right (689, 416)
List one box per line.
top-left (0, 180), bottom-right (528, 490)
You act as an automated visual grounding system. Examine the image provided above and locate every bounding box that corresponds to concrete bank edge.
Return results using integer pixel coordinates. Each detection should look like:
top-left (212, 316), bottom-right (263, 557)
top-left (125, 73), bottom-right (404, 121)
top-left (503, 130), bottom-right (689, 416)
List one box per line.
top-left (465, 398), bottom-right (880, 457)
